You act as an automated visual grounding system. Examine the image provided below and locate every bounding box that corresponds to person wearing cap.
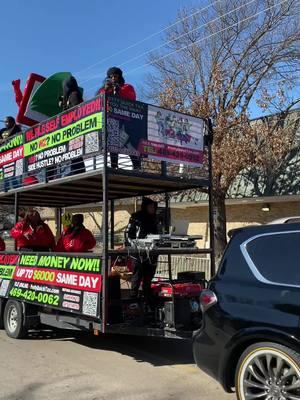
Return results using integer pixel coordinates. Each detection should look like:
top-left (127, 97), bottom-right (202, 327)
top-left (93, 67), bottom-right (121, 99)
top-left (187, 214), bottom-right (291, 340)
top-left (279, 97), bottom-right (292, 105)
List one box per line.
top-left (97, 67), bottom-right (140, 170)
top-left (55, 214), bottom-right (96, 253)
top-left (97, 67), bottom-right (136, 101)
top-left (0, 116), bottom-right (22, 142)
top-left (125, 198), bottom-right (160, 303)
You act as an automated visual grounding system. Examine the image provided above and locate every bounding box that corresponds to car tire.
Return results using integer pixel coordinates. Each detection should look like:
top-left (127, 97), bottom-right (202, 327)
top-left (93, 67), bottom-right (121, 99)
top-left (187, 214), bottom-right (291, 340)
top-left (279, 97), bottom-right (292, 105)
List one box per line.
top-left (3, 300), bottom-right (27, 339)
top-left (235, 342), bottom-right (300, 400)
top-left (0, 298), bottom-right (4, 329)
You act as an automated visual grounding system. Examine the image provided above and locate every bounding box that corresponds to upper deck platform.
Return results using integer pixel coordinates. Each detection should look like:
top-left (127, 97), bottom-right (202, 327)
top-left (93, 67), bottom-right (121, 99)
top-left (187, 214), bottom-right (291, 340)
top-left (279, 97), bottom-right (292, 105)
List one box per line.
top-left (0, 94), bottom-right (210, 207)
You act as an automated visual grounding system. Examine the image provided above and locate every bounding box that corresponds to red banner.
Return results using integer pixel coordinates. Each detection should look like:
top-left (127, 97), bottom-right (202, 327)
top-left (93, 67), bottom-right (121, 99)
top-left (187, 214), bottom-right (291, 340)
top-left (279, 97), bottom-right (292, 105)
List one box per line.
top-left (13, 267), bottom-right (102, 292)
top-left (0, 146), bottom-right (23, 167)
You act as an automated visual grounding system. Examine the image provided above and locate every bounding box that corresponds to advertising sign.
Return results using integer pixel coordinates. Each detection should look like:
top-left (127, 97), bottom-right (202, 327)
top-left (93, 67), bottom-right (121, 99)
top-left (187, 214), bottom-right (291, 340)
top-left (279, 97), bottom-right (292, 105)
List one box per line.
top-left (107, 95), bottom-right (205, 166)
top-left (0, 133), bottom-right (24, 181)
top-left (140, 105), bottom-right (205, 166)
top-left (0, 253), bottom-right (102, 318)
top-left (107, 96), bottom-right (148, 157)
top-left (24, 97), bottom-right (103, 173)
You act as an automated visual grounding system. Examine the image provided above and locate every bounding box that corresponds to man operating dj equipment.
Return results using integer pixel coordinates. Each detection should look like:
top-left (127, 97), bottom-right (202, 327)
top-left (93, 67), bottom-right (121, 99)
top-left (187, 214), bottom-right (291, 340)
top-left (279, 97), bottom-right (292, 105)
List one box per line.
top-left (125, 197), bottom-right (160, 303)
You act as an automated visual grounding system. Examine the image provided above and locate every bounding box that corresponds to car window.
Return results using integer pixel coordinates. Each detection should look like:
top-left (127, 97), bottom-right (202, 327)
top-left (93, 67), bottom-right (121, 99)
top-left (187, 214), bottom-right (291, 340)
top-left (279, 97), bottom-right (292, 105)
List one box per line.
top-left (245, 232), bottom-right (300, 286)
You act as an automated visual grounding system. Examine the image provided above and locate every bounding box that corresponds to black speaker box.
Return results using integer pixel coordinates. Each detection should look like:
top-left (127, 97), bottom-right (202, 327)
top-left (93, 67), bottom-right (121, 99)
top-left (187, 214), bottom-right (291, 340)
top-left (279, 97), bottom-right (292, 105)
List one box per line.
top-left (164, 298), bottom-right (191, 329)
top-left (177, 271), bottom-right (206, 282)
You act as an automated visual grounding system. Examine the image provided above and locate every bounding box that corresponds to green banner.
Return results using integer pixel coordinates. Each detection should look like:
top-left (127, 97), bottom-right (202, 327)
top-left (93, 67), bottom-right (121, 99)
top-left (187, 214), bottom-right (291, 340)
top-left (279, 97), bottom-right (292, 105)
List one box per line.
top-left (24, 113), bottom-right (102, 156)
top-left (0, 265), bottom-right (16, 279)
top-left (0, 134), bottom-right (24, 154)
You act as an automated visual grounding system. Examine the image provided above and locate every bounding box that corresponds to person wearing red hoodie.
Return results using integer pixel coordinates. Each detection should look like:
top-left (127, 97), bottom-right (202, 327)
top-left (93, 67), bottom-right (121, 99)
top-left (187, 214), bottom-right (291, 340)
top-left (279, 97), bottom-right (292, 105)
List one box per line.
top-left (97, 67), bottom-right (141, 170)
top-left (97, 67), bottom-right (136, 101)
top-left (56, 214), bottom-right (96, 253)
top-left (0, 237), bottom-right (5, 251)
top-left (10, 209), bottom-right (55, 251)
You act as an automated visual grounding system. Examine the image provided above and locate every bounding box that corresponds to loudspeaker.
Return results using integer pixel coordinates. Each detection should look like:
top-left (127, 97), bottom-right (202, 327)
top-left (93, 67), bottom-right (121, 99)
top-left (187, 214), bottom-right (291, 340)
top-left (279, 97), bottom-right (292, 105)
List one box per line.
top-left (107, 276), bottom-right (122, 323)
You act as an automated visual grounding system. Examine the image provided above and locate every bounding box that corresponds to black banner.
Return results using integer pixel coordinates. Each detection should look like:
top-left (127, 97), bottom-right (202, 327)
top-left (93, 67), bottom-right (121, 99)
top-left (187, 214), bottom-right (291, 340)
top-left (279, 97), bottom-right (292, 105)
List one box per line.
top-left (107, 95), bottom-right (148, 156)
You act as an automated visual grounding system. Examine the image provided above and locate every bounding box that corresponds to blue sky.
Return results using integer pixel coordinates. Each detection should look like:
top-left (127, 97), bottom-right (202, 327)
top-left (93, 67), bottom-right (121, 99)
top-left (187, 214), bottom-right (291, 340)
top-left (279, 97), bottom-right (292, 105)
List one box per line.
top-left (0, 0), bottom-right (298, 123)
top-left (0, 0), bottom-right (198, 121)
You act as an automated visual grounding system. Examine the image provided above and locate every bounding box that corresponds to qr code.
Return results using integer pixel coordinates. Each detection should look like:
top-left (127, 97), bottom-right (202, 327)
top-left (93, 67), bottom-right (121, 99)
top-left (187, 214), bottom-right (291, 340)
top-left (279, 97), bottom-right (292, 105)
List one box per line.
top-left (85, 132), bottom-right (100, 154)
top-left (107, 117), bottom-right (120, 146)
top-left (82, 292), bottom-right (98, 316)
top-left (0, 280), bottom-right (10, 297)
top-left (15, 159), bottom-right (23, 177)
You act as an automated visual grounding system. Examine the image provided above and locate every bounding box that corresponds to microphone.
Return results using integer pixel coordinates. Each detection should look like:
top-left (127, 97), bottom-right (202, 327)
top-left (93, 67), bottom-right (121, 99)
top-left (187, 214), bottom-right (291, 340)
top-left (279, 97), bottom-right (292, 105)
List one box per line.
top-left (112, 83), bottom-right (119, 95)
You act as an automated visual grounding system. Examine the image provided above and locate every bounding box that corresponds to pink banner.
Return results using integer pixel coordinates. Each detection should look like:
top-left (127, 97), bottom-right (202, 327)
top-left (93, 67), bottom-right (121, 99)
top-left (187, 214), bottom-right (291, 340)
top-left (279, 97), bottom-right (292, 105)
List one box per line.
top-left (138, 139), bottom-right (203, 165)
top-left (0, 146), bottom-right (23, 167)
top-left (13, 266), bottom-right (102, 292)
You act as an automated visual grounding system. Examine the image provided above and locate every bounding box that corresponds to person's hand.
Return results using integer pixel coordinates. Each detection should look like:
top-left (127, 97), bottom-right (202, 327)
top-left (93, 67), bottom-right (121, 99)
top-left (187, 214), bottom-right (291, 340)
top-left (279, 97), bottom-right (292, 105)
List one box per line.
top-left (104, 78), bottom-right (113, 92)
top-left (24, 232), bottom-right (33, 240)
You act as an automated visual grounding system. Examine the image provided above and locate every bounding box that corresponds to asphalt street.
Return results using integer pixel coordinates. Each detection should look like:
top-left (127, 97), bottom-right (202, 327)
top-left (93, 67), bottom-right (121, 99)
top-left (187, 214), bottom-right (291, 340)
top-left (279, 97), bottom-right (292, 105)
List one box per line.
top-left (0, 329), bottom-right (235, 400)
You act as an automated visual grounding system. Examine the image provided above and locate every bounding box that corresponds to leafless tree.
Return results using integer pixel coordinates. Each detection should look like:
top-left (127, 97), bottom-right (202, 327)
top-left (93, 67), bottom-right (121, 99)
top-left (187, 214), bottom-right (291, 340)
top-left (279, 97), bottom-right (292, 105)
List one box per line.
top-left (146, 0), bottom-right (300, 262)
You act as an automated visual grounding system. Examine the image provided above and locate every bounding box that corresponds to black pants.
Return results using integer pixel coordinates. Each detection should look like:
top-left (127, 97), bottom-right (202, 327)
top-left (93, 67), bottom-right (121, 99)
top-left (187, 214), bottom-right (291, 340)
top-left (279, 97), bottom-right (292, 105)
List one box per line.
top-left (70, 157), bottom-right (85, 174)
top-left (131, 257), bottom-right (157, 302)
top-left (110, 153), bottom-right (141, 170)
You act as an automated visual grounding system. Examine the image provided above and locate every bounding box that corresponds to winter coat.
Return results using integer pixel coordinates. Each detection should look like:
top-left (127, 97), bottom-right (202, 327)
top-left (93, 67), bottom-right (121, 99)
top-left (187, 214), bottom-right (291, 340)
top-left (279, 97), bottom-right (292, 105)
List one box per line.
top-left (62, 76), bottom-right (83, 110)
top-left (55, 226), bottom-right (96, 253)
top-left (98, 83), bottom-right (136, 101)
top-left (0, 124), bottom-right (22, 141)
top-left (125, 211), bottom-right (159, 245)
top-left (10, 221), bottom-right (55, 251)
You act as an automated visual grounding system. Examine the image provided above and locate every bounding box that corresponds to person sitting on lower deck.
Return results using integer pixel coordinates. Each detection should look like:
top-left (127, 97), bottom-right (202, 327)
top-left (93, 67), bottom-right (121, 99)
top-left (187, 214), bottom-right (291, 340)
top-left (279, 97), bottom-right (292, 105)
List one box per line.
top-left (55, 214), bottom-right (96, 253)
top-left (10, 209), bottom-right (55, 251)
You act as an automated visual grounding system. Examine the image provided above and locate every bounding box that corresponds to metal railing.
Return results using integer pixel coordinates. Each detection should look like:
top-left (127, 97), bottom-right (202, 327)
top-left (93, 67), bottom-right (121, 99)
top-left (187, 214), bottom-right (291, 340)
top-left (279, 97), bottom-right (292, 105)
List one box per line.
top-left (156, 255), bottom-right (211, 280)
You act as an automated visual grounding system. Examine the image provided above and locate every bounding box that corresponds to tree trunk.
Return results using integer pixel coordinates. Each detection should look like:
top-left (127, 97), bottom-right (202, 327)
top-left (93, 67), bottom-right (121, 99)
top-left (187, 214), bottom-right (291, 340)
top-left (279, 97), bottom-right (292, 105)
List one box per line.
top-left (212, 189), bottom-right (227, 266)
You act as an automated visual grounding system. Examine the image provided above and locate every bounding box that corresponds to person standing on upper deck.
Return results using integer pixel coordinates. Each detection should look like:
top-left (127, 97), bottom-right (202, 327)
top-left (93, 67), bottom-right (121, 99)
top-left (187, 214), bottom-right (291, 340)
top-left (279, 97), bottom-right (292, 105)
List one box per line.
top-left (97, 67), bottom-right (140, 170)
top-left (0, 116), bottom-right (22, 142)
top-left (58, 76), bottom-right (85, 176)
top-left (97, 67), bottom-right (136, 101)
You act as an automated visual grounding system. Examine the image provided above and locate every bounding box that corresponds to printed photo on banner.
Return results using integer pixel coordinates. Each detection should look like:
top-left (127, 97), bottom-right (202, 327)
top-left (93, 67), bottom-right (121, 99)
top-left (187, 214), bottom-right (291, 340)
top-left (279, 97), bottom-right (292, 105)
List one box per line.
top-left (139, 105), bottom-right (205, 166)
top-left (107, 96), bottom-right (147, 156)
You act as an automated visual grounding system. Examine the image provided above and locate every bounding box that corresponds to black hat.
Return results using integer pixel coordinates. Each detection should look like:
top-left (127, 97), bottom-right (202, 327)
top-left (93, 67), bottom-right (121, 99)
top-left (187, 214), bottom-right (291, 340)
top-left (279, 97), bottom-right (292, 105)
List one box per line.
top-left (107, 67), bottom-right (123, 77)
top-left (141, 197), bottom-right (158, 211)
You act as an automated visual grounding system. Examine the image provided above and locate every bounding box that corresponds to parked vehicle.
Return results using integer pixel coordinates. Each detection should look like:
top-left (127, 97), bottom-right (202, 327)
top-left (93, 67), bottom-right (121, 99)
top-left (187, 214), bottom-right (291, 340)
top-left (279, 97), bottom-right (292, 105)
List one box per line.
top-left (268, 216), bottom-right (300, 224)
top-left (193, 223), bottom-right (300, 400)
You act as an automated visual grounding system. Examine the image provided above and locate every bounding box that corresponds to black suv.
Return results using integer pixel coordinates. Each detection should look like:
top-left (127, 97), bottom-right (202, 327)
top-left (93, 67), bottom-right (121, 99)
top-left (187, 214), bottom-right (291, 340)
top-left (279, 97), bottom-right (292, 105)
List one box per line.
top-left (193, 223), bottom-right (300, 400)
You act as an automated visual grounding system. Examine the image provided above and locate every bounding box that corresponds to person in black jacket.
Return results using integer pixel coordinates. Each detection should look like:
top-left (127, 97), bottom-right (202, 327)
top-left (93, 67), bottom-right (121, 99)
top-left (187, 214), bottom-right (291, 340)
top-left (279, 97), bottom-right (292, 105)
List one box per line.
top-left (60, 76), bottom-right (83, 110)
top-left (58, 76), bottom-right (85, 176)
top-left (0, 116), bottom-right (22, 142)
top-left (125, 197), bottom-right (160, 301)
